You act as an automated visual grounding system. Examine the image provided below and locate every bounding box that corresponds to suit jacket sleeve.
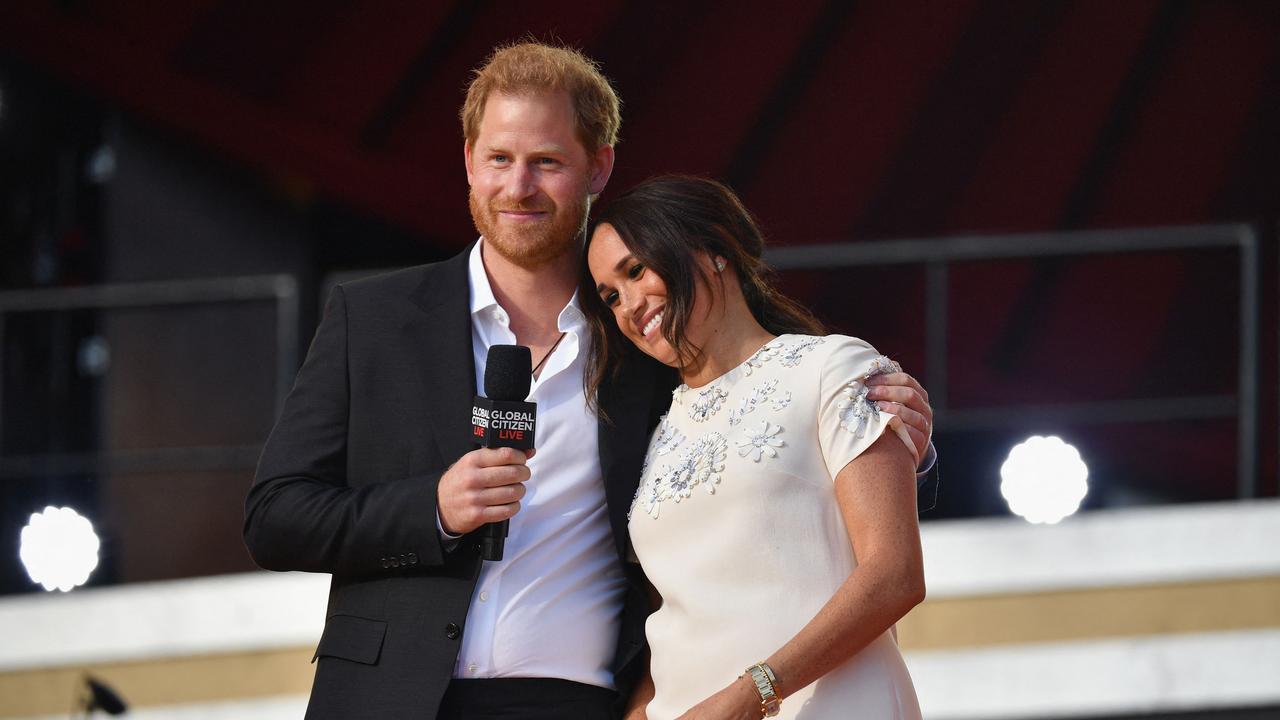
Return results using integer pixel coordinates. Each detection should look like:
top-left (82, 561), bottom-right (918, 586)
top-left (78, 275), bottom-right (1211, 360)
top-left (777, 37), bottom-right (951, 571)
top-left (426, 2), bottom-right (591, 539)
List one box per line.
top-left (244, 285), bottom-right (448, 576)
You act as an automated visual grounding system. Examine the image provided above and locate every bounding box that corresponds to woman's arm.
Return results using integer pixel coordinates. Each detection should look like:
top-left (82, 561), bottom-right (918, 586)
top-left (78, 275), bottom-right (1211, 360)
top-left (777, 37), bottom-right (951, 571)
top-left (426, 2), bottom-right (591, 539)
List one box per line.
top-left (677, 432), bottom-right (924, 719)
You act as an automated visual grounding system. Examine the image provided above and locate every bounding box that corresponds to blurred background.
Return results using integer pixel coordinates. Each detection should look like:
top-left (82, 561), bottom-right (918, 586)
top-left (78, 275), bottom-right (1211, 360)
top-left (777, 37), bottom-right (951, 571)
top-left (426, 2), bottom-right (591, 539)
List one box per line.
top-left (0, 1), bottom-right (1277, 718)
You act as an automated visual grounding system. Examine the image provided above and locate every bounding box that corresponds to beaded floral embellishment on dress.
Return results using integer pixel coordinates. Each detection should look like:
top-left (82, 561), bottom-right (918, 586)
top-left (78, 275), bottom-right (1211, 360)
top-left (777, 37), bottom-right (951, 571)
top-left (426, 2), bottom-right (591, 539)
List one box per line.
top-left (651, 416), bottom-right (685, 456)
top-left (633, 335), bottom-right (853, 518)
top-left (835, 355), bottom-right (902, 438)
top-left (737, 420), bottom-right (785, 462)
top-left (676, 384), bottom-right (730, 423)
top-left (741, 343), bottom-right (777, 376)
top-left (778, 336), bottom-right (825, 367)
top-left (728, 379), bottom-right (779, 427)
top-left (633, 432), bottom-right (728, 519)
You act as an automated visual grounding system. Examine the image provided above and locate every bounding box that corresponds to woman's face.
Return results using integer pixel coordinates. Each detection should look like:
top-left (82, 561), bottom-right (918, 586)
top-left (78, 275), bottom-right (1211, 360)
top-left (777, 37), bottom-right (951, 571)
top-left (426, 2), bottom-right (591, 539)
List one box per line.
top-left (588, 223), bottom-right (713, 368)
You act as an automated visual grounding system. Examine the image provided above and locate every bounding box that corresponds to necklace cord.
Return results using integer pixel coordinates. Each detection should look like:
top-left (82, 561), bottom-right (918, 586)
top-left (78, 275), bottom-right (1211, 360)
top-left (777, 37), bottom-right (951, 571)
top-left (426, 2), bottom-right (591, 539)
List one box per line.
top-left (532, 331), bottom-right (568, 377)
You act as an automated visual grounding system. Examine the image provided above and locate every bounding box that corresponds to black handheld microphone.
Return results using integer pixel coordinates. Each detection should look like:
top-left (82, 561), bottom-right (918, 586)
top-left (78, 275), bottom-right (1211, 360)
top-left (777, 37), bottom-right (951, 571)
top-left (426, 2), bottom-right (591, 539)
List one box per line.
top-left (471, 345), bottom-right (537, 561)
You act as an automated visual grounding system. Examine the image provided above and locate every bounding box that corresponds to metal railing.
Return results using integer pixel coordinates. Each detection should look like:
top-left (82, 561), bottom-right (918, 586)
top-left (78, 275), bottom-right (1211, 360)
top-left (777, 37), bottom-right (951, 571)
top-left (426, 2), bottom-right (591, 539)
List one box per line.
top-left (765, 223), bottom-right (1261, 498)
top-left (0, 224), bottom-right (1263, 496)
top-left (0, 274), bottom-right (299, 478)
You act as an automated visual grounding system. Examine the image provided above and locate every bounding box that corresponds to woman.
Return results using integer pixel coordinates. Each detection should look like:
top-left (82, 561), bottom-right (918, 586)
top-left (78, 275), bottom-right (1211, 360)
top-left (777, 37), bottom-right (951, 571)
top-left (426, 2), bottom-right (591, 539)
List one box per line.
top-left (582, 176), bottom-right (925, 719)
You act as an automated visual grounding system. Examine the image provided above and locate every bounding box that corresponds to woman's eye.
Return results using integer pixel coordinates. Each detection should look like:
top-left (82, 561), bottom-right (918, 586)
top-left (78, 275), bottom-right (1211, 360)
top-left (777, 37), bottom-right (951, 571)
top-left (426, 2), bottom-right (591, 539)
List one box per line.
top-left (627, 263), bottom-right (645, 279)
top-left (603, 291), bottom-right (619, 307)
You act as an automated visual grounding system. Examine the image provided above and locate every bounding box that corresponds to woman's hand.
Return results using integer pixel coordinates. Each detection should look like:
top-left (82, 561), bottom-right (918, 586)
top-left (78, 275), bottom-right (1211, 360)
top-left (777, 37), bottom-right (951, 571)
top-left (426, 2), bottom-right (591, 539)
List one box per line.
top-left (676, 675), bottom-right (762, 720)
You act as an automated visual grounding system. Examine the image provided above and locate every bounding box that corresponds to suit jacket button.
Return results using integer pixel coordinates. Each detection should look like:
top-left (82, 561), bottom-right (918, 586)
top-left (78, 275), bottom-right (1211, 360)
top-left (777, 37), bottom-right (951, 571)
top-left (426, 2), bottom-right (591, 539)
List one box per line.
top-left (390, 556), bottom-right (401, 568)
top-left (445, 623), bottom-right (461, 640)
top-left (380, 558), bottom-right (390, 569)
top-left (407, 553), bottom-right (419, 565)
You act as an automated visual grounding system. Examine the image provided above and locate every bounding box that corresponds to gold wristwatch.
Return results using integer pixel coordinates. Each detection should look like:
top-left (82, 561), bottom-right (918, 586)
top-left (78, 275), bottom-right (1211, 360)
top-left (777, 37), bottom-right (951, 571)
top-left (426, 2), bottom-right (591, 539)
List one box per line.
top-left (744, 662), bottom-right (781, 717)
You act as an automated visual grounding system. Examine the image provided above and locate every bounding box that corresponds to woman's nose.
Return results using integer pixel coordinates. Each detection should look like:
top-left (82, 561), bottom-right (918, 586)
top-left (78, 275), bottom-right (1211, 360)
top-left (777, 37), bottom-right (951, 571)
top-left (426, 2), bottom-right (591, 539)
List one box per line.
top-left (618, 288), bottom-right (641, 318)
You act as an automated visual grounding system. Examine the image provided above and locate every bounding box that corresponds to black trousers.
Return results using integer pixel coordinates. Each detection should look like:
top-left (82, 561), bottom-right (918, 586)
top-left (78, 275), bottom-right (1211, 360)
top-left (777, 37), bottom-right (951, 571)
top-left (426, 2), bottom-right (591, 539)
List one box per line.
top-left (436, 678), bottom-right (618, 720)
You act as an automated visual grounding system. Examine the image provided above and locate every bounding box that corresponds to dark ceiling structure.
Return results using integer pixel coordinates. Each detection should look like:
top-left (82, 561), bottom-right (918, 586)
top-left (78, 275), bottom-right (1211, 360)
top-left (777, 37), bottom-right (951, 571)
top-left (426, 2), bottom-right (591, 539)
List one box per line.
top-left (0, 1), bottom-right (1277, 591)
top-left (4, 1), bottom-right (1277, 243)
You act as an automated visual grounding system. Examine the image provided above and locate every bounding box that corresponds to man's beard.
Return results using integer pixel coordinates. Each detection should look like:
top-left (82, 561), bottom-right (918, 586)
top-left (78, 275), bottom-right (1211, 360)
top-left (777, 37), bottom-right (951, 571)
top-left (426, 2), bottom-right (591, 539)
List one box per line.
top-left (469, 189), bottom-right (589, 270)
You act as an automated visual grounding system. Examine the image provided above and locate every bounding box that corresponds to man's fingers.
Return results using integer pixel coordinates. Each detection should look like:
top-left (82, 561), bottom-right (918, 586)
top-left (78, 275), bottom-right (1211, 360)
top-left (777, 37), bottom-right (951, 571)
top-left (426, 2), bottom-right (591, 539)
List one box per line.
top-left (869, 384), bottom-right (927, 413)
top-left (481, 502), bottom-right (522, 523)
top-left (903, 425), bottom-right (927, 467)
top-left (877, 400), bottom-right (929, 436)
top-left (876, 401), bottom-right (930, 464)
top-left (477, 481), bottom-right (527, 506)
top-left (867, 372), bottom-right (929, 402)
top-left (470, 446), bottom-right (530, 468)
top-left (476, 463), bottom-right (531, 488)
top-left (878, 401), bottom-right (932, 462)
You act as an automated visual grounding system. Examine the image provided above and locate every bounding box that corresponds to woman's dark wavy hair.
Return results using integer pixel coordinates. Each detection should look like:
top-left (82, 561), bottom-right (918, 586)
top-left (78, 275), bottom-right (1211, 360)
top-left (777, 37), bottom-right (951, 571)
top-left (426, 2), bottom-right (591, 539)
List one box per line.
top-left (581, 175), bottom-right (825, 416)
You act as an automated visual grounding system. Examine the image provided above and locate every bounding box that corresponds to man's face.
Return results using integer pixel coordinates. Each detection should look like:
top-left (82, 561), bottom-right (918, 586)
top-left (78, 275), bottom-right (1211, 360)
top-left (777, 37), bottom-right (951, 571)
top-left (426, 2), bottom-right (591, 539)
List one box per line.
top-left (465, 91), bottom-right (613, 270)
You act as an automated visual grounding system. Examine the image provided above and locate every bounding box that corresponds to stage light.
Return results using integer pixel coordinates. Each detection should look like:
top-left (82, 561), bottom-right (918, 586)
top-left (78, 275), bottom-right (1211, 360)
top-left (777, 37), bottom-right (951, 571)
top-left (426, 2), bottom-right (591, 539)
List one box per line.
top-left (999, 435), bottom-right (1089, 524)
top-left (19, 506), bottom-right (101, 592)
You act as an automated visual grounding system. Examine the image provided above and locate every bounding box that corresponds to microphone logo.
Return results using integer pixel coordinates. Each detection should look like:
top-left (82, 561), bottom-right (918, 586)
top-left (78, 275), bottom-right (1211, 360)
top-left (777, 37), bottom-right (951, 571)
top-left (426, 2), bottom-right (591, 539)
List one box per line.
top-left (470, 401), bottom-right (536, 447)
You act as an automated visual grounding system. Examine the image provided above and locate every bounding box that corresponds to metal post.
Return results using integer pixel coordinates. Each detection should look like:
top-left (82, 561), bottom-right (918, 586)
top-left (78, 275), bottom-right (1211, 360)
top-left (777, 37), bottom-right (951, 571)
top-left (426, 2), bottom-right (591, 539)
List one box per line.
top-left (274, 275), bottom-right (300, 419)
top-left (0, 313), bottom-right (5, 456)
top-left (925, 261), bottom-right (949, 416)
top-left (1237, 227), bottom-right (1259, 499)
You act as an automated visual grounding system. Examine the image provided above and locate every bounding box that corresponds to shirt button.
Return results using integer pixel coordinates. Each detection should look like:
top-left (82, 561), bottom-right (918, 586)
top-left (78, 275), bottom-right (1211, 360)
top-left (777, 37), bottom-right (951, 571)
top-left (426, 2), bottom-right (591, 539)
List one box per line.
top-left (467, 663), bottom-right (478, 674)
top-left (445, 623), bottom-right (461, 640)
top-left (479, 591), bottom-right (489, 602)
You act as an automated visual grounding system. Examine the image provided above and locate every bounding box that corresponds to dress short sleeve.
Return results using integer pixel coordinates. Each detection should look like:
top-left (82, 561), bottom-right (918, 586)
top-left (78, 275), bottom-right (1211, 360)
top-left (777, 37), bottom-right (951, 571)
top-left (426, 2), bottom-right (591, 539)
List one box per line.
top-left (817, 335), bottom-right (918, 479)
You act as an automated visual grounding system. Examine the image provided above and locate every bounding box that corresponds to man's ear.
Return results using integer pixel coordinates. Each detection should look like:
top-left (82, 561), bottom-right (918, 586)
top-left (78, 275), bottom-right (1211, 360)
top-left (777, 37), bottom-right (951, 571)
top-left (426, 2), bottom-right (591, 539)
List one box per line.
top-left (463, 141), bottom-right (475, 186)
top-left (588, 144), bottom-right (615, 195)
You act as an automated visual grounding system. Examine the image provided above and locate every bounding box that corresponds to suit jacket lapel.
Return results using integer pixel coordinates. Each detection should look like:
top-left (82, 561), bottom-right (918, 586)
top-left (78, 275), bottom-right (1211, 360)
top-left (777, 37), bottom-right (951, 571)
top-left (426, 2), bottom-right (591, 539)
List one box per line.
top-left (598, 350), bottom-right (667, 561)
top-left (409, 248), bottom-right (477, 467)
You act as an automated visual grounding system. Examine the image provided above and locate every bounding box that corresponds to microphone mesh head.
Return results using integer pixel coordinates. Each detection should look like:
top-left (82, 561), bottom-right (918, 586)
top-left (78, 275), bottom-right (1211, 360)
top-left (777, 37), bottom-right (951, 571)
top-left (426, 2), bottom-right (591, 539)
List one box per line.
top-left (484, 345), bottom-right (532, 400)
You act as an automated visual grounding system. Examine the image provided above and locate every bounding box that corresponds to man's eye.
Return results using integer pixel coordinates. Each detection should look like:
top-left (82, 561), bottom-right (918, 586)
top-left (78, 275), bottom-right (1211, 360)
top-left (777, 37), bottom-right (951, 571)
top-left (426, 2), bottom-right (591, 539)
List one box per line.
top-left (492, 154), bottom-right (508, 163)
top-left (627, 263), bottom-right (645, 279)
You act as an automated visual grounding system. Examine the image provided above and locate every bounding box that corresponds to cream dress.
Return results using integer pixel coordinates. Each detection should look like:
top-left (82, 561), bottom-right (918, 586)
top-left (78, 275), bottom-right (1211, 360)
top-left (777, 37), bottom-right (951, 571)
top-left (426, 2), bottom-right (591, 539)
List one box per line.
top-left (628, 334), bottom-right (922, 720)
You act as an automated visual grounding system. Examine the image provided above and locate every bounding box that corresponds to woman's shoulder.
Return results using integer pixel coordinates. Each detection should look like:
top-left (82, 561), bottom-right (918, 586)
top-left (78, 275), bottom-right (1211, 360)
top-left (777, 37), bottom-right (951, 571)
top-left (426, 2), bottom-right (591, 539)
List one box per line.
top-left (769, 333), bottom-right (878, 361)
top-left (768, 334), bottom-right (898, 383)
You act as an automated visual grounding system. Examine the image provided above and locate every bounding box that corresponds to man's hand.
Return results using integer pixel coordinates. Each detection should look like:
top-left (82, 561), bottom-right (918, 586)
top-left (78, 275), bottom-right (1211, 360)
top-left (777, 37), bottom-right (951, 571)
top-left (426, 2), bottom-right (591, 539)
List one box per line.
top-left (437, 447), bottom-right (533, 535)
top-left (866, 371), bottom-right (933, 464)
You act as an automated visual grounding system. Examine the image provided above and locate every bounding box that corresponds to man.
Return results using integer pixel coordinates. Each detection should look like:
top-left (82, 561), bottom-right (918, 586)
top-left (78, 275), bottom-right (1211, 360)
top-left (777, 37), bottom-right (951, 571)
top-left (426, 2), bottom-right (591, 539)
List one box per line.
top-left (244, 42), bottom-right (935, 719)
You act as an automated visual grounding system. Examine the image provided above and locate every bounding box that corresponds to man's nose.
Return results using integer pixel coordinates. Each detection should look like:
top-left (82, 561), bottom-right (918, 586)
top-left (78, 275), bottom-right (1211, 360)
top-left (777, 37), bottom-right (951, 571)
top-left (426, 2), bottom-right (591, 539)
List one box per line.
top-left (503, 162), bottom-right (536, 201)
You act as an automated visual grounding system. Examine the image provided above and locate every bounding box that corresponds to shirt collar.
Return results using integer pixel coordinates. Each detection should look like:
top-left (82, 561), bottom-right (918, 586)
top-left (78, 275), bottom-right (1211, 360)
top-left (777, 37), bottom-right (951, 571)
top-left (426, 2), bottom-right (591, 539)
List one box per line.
top-left (469, 239), bottom-right (587, 333)
top-left (468, 240), bottom-right (501, 318)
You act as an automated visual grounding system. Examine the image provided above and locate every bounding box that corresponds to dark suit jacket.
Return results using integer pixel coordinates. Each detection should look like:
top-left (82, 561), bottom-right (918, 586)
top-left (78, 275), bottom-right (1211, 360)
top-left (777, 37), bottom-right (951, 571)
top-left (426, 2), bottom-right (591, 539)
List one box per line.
top-left (244, 249), bottom-right (674, 719)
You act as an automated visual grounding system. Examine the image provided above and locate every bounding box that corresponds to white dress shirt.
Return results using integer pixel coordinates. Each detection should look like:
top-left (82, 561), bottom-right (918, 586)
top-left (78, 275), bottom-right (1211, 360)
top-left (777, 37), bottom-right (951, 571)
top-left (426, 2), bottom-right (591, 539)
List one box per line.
top-left (450, 240), bottom-right (628, 689)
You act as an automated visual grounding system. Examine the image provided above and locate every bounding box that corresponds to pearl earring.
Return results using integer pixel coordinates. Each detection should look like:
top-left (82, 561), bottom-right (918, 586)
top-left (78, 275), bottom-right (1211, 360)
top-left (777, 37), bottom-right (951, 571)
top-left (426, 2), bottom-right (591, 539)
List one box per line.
top-left (715, 258), bottom-right (726, 271)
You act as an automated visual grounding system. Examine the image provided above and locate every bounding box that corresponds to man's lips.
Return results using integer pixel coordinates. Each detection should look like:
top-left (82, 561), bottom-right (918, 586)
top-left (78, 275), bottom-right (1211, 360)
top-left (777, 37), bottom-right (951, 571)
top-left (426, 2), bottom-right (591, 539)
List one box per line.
top-left (497, 209), bottom-right (550, 220)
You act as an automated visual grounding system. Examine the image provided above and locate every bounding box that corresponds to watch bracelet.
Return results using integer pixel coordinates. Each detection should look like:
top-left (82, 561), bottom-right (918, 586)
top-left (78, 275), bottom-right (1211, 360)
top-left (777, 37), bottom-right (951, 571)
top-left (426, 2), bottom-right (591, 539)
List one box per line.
top-left (745, 662), bottom-right (781, 716)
